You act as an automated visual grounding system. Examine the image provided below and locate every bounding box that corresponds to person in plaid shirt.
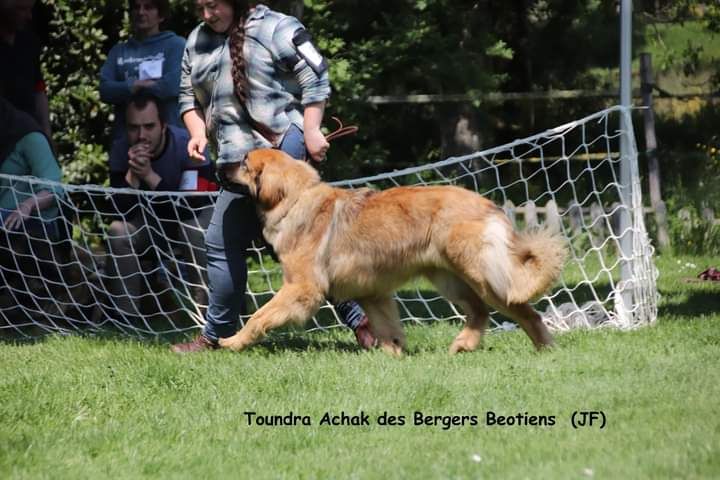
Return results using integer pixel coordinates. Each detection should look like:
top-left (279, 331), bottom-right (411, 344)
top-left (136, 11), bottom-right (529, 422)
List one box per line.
top-left (172, 1), bottom-right (375, 353)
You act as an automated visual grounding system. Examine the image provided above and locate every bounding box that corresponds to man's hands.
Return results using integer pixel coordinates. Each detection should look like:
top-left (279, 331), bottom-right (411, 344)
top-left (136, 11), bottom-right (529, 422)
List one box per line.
top-left (132, 79), bottom-right (157, 93)
top-left (126, 143), bottom-right (161, 189)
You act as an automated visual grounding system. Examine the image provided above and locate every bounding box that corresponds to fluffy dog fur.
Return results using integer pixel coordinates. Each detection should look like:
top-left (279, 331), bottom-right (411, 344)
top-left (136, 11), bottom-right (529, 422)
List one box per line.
top-left (219, 149), bottom-right (567, 355)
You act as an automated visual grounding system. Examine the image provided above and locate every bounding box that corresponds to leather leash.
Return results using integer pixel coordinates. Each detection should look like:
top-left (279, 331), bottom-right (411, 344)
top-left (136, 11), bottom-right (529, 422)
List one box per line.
top-left (325, 116), bottom-right (358, 142)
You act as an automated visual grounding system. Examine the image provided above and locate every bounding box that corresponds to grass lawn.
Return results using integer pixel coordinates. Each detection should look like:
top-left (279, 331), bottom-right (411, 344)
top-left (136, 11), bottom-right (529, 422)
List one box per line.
top-left (1, 254), bottom-right (719, 479)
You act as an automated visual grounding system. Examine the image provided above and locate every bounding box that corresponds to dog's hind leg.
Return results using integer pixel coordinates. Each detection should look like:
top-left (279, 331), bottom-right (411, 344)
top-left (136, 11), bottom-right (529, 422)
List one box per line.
top-left (490, 300), bottom-right (554, 350)
top-left (443, 231), bottom-right (552, 351)
top-left (358, 295), bottom-right (405, 356)
top-left (219, 283), bottom-right (324, 352)
top-left (426, 270), bottom-right (490, 354)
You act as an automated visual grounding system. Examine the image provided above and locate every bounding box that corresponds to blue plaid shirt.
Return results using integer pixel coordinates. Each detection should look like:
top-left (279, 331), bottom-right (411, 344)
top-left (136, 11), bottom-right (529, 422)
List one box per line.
top-left (179, 4), bottom-right (331, 164)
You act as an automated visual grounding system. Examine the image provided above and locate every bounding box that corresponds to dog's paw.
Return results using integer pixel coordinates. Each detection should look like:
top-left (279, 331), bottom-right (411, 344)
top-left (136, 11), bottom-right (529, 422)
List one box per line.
top-left (379, 339), bottom-right (404, 357)
top-left (449, 335), bottom-right (481, 355)
top-left (218, 334), bottom-right (249, 352)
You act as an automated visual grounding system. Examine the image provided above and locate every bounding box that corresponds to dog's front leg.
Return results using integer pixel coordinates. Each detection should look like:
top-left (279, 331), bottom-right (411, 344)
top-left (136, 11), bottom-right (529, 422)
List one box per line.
top-left (358, 295), bottom-right (405, 357)
top-left (218, 283), bottom-right (324, 352)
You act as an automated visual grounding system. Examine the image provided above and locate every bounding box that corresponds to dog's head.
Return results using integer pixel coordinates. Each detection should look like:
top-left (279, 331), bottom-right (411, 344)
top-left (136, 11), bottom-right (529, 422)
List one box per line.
top-left (223, 149), bottom-right (322, 209)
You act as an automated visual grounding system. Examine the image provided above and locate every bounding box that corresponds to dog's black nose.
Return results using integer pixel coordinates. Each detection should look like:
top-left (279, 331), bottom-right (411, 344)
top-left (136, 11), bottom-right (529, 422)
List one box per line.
top-left (216, 168), bottom-right (251, 196)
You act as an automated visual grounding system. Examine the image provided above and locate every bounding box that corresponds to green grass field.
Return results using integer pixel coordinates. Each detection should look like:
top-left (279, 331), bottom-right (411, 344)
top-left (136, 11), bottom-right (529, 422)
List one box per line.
top-left (1, 254), bottom-right (719, 479)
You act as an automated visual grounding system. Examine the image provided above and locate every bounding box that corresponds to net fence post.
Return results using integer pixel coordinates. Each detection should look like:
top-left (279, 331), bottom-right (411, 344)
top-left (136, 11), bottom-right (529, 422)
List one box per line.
top-left (617, 0), bottom-right (634, 326)
top-left (0, 111), bottom-right (659, 338)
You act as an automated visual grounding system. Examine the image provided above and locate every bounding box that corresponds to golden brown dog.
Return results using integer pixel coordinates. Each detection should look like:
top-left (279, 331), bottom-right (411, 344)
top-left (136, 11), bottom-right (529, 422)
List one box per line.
top-left (219, 149), bottom-right (567, 355)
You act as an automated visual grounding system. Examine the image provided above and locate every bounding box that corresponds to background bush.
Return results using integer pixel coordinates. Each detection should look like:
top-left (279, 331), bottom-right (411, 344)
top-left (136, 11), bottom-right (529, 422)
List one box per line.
top-left (35, 1), bottom-right (720, 254)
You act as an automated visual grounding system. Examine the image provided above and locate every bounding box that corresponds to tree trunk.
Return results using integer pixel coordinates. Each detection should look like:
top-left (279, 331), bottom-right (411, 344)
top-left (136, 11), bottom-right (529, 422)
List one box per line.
top-left (280, 0), bottom-right (304, 20)
top-left (640, 53), bottom-right (670, 250)
top-left (437, 104), bottom-right (482, 158)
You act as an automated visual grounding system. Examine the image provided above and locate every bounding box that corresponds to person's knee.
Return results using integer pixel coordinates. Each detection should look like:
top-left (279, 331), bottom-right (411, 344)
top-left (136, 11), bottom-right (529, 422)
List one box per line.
top-left (108, 220), bottom-right (130, 238)
top-left (107, 220), bottom-right (139, 252)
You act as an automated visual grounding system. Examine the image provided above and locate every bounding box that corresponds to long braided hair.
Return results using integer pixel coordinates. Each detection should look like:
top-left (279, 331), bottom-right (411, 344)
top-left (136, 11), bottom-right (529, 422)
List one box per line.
top-left (227, 0), bottom-right (252, 104)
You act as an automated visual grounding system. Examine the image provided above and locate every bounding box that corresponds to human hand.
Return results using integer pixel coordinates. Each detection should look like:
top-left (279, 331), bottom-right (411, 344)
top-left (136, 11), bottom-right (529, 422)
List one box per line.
top-left (188, 135), bottom-right (207, 162)
top-left (128, 143), bottom-right (153, 180)
top-left (132, 79), bottom-right (157, 92)
top-left (125, 170), bottom-right (140, 188)
top-left (4, 201), bottom-right (33, 231)
top-left (305, 127), bottom-right (329, 162)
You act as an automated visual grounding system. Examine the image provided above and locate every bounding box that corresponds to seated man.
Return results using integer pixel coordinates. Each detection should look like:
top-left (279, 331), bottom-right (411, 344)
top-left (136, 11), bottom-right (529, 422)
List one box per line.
top-left (106, 90), bottom-right (215, 319)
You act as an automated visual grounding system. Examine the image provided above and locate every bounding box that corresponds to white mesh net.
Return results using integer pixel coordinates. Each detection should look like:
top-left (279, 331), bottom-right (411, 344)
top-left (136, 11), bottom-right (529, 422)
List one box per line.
top-left (0, 106), bottom-right (657, 339)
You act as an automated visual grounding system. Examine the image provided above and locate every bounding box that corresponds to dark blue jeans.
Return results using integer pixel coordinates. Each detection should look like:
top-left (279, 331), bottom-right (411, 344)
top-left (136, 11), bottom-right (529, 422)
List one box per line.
top-left (202, 125), bottom-right (365, 341)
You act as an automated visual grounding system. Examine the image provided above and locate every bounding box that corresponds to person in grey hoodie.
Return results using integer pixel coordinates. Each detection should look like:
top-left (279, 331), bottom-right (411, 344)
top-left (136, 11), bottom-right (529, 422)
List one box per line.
top-left (99, 0), bottom-right (185, 141)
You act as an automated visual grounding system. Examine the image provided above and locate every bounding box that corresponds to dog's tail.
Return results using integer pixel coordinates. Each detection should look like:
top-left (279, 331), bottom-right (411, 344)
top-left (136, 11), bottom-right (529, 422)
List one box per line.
top-left (506, 227), bottom-right (567, 304)
top-left (481, 217), bottom-right (567, 305)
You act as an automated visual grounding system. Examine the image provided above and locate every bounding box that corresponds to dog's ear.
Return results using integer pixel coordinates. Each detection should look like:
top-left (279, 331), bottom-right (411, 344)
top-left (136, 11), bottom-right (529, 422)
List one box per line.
top-left (247, 149), bottom-right (287, 209)
top-left (243, 153), bottom-right (263, 198)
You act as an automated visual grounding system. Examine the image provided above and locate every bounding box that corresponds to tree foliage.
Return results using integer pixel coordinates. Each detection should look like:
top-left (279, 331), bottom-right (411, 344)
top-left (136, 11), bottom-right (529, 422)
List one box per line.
top-left (640, 0), bottom-right (720, 81)
top-left (42, 0), bottom-right (115, 185)
top-left (37, 0), bottom-right (719, 187)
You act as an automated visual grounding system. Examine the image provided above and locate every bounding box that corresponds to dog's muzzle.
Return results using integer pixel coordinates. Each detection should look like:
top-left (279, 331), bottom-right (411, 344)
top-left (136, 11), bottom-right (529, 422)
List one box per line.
top-left (216, 165), bottom-right (251, 196)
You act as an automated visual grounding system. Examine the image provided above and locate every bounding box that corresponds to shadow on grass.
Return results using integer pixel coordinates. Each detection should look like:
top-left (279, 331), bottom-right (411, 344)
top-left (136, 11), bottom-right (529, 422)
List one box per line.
top-left (0, 310), bottom-right (369, 354)
top-left (657, 285), bottom-right (720, 319)
top-left (252, 332), bottom-right (367, 354)
top-left (1, 281), bottom-right (625, 350)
